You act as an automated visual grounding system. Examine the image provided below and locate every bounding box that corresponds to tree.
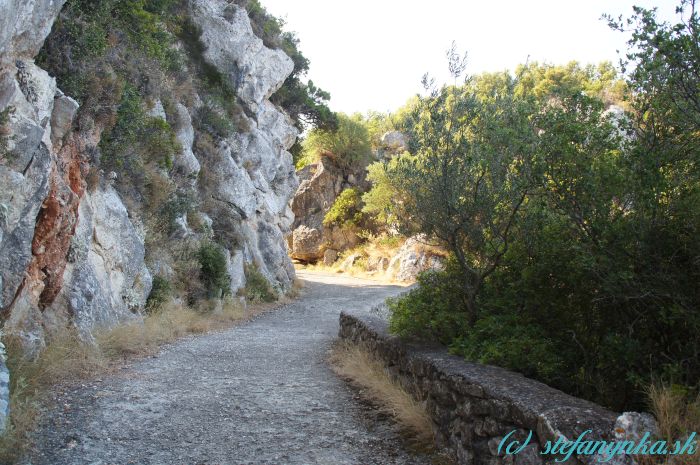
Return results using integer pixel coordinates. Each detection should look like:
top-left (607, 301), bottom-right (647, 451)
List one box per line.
top-left (388, 45), bottom-right (538, 325)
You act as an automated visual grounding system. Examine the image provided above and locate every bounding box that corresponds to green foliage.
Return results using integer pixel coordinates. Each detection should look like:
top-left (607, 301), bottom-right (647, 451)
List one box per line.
top-left (362, 157), bottom-right (407, 229)
top-left (383, 5), bottom-right (700, 410)
top-left (37, 0), bottom-right (182, 101)
top-left (323, 188), bottom-right (364, 228)
top-left (450, 314), bottom-right (564, 384)
top-left (146, 276), bottom-right (172, 311)
top-left (241, 265), bottom-right (277, 302)
top-left (198, 242), bottom-right (231, 298)
top-left (388, 264), bottom-right (470, 344)
top-left (297, 113), bottom-right (372, 169)
top-left (271, 79), bottom-right (337, 132)
top-left (100, 84), bottom-right (181, 174)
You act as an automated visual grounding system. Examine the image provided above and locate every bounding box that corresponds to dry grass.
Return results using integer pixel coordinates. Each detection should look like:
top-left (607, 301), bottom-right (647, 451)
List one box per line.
top-left (296, 234), bottom-right (447, 284)
top-left (329, 341), bottom-right (434, 450)
top-left (96, 297), bottom-right (245, 359)
top-left (644, 385), bottom-right (700, 465)
top-left (0, 330), bottom-right (106, 462)
top-left (0, 296), bottom-right (255, 462)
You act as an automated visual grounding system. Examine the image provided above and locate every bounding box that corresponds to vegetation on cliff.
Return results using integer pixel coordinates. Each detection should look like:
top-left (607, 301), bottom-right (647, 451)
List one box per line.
top-left (36, 0), bottom-right (333, 306)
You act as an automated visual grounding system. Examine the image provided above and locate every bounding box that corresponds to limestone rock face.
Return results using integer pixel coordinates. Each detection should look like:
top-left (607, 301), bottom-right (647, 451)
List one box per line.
top-left (0, 0), bottom-right (304, 432)
top-left (0, 0), bottom-right (69, 431)
top-left (188, 0), bottom-right (293, 108)
top-left (188, 0), bottom-right (299, 290)
top-left (0, 0), bottom-right (67, 62)
top-left (289, 158), bottom-right (364, 262)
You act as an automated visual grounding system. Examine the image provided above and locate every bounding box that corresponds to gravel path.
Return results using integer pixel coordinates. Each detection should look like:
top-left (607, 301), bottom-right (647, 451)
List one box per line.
top-left (27, 272), bottom-right (430, 465)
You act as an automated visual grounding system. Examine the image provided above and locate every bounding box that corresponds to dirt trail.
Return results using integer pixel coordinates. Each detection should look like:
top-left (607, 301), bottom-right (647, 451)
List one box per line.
top-left (27, 272), bottom-right (430, 465)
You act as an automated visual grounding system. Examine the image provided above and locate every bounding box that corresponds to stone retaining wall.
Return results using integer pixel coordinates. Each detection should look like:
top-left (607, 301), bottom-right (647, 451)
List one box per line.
top-left (338, 310), bottom-right (620, 465)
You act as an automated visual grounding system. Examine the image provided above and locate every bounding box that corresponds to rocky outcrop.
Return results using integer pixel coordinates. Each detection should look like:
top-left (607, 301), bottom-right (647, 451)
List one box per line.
top-left (386, 235), bottom-right (445, 281)
top-left (0, 0), bottom-right (304, 429)
top-left (0, 0), bottom-right (154, 358)
top-left (338, 311), bottom-right (648, 465)
top-left (378, 130), bottom-right (409, 158)
top-left (289, 158), bottom-right (363, 262)
top-left (189, 0), bottom-right (299, 289)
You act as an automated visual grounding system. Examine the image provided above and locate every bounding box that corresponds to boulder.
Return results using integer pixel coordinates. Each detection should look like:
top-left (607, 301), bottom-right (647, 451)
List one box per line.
top-left (379, 130), bottom-right (409, 157)
top-left (387, 236), bottom-right (445, 282)
top-left (292, 226), bottom-right (324, 262)
top-left (323, 249), bottom-right (338, 266)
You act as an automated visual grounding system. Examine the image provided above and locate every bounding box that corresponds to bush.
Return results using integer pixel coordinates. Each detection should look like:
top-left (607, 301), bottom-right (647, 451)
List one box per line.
top-left (388, 263), bottom-right (470, 345)
top-left (198, 242), bottom-right (230, 298)
top-left (146, 276), bottom-right (172, 311)
top-left (297, 113), bottom-right (372, 169)
top-left (450, 314), bottom-right (564, 384)
top-left (323, 188), bottom-right (364, 228)
top-left (381, 6), bottom-right (700, 410)
top-left (241, 265), bottom-right (277, 302)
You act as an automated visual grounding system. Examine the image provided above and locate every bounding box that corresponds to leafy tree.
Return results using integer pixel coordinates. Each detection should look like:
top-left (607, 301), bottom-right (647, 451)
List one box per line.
top-left (388, 45), bottom-right (538, 325)
top-left (297, 113), bottom-right (372, 169)
top-left (382, 4), bottom-right (700, 409)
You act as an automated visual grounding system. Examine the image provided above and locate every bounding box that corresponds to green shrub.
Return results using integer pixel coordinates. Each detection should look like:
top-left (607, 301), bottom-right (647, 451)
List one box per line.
top-left (195, 103), bottom-right (235, 138)
top-left (241, 265), bottom-right (277, 302)
top-left (298, 113), bottom-right (372, 169)
top-left (388, 263), bottom-right (470, 345)
top-left (450, 314), bottom-right (564, 384)
top-left (100, 84), bottom-right (181, 178)
top-left (198, 242), bottom-right (230, 298)
top-left (146, 276), bottom-right (172, 311)
top-left (323, 188), bottom-right (364, 228)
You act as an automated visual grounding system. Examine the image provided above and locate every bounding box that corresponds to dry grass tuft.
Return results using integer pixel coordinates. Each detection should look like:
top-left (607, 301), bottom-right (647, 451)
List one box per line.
top-left (329, 341), bottom-right (435, 450)
top-left (645, 385), bottom-right (700, 465)
top-left (97, 297), bottom-right (246, 358)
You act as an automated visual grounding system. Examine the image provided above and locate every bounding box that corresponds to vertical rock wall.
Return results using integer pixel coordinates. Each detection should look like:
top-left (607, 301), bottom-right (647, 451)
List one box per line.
top-left (0, 0), bottom-right (302, 429)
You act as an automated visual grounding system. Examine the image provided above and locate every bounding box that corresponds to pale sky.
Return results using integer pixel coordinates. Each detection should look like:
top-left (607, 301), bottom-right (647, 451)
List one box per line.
top-left (262, 0), bottom-right (679, 115)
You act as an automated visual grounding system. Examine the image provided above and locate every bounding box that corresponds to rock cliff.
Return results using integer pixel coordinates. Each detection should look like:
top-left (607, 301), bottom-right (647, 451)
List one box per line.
top-left (0, 0), bottom-right (301, 417)
top-left (289, 158), bottom-right (364, 262)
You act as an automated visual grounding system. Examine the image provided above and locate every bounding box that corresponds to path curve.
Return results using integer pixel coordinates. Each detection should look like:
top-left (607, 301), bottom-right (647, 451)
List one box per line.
top-left (27, 272), bottom-right (429, 465)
